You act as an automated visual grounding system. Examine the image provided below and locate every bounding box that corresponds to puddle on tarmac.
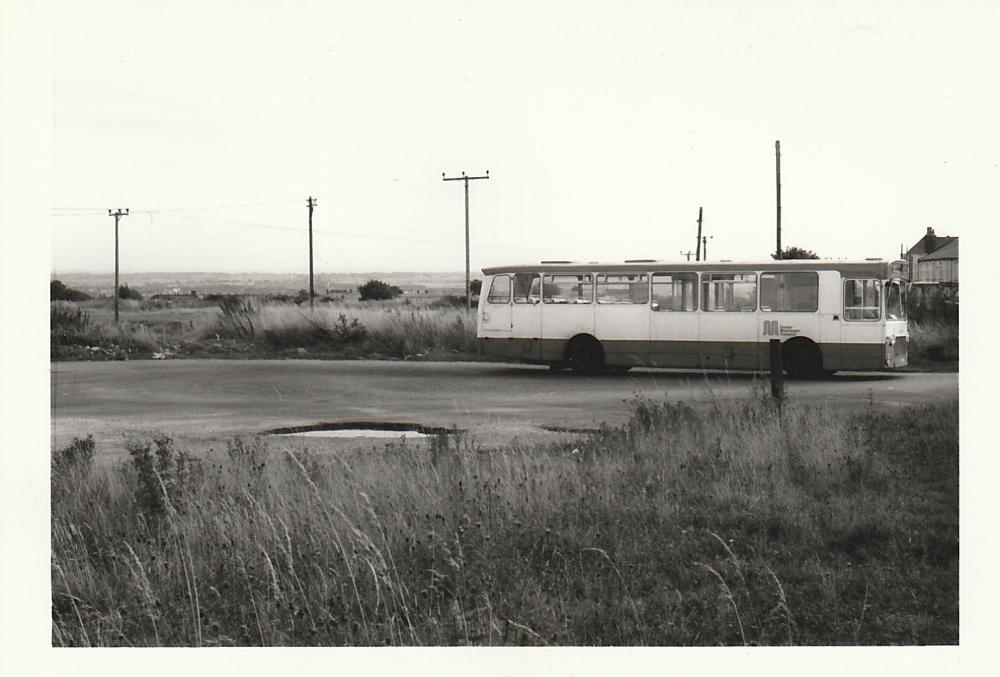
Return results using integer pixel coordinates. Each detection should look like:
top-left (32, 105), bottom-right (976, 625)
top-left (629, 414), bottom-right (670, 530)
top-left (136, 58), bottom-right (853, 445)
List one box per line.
top-left (274, 429), bottom-right (431, 439)
top-left (265, 422), bottom-right (454, 439)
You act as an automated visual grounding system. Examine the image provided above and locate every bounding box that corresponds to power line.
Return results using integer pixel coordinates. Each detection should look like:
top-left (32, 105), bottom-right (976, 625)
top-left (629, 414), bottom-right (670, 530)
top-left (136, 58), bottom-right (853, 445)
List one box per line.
top-left (51, 199), bottom-right (302, 215)
top-left (224, 218), bottom-right (667, 256)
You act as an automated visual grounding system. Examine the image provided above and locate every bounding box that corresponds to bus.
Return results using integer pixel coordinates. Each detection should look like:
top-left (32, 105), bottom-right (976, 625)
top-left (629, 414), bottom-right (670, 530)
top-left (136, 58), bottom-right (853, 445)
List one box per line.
top-left (477, 259), bottom-right (909, 376)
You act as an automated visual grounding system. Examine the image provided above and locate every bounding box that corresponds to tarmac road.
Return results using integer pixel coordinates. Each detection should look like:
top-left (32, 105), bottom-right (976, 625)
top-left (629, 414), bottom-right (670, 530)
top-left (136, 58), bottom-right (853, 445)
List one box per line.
top-left (50, 359), bottom-right (958, 453)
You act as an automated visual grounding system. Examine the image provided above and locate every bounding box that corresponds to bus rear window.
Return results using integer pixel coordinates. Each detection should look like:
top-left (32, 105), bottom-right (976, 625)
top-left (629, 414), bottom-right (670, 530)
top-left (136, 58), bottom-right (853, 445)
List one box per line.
top-left (844, 279), bottom-right (881, 320)
top-left (543, 274), bottom-right (592, 304)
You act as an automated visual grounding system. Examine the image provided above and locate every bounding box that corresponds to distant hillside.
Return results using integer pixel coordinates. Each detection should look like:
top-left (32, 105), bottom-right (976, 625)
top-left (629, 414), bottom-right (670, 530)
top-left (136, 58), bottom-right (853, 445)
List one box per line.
top-left (50, 271), bottom-right (469, 297)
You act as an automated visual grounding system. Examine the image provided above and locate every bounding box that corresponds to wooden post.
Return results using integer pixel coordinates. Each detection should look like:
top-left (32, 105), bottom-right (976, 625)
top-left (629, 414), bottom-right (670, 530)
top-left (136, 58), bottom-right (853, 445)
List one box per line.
top-left (695, 206), bottom-right (703, 261)
top-left (307, 197), bottom-right (317, 310)
top-left (775, 140), bottom-right (782, 260)
top-left (769, 339), bottom-right (784, 404)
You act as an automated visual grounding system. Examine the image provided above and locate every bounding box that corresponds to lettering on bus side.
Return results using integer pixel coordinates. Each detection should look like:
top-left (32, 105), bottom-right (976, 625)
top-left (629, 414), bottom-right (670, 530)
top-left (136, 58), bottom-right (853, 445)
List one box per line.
top-left (762, 320), bottom-right (800, 337)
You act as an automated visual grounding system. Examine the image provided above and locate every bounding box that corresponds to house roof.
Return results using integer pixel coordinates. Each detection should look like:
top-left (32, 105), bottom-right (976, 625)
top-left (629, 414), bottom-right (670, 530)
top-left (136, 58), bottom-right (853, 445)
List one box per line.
top-left (906, 231), bottom-right (957, 257)
top-left (921, 239), bottom-right (959, 261)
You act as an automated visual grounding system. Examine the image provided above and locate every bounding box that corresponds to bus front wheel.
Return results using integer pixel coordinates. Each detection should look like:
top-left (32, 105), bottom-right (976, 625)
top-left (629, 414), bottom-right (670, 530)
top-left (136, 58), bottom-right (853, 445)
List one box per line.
top-left (566, 335), bottom-right (605, 375)
top-left (782, 338), bottom-right (824, 379)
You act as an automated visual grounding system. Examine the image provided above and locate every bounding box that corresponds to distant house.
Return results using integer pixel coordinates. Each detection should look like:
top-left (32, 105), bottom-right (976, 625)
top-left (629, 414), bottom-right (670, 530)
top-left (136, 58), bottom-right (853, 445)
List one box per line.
top-left (905, 227), bottom-right (958, 285)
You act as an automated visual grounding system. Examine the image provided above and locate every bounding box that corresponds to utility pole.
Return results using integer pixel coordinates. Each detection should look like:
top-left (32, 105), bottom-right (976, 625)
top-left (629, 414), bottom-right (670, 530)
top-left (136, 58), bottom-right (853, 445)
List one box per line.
top-left (109, 208), bottom-right (129, 324)
top-left (695, 206), bottom-right (703, 261)
top-left (442, 170), bottom-right (490, 310)
top-left (307, 196), bottom-right (317, 310)
top-left (702, 235), bottom-right (713, 261)
top-left (775, 140), bottom-right (782, 260)
top-left (679, 250), bottom-right (695, 261)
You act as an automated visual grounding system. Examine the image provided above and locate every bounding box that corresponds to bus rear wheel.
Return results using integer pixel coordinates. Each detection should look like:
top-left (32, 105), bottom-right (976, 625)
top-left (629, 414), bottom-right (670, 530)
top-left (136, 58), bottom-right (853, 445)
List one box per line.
top-left (782, 339), bottom-right (824, 379)
top-left (566, 335), bottom-right (605, 375)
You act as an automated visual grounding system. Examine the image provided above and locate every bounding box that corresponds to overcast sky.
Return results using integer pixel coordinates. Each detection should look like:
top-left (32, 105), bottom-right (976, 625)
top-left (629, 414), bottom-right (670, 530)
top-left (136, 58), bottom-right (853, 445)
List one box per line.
top-left (48, 0), bottom-right (997, 274)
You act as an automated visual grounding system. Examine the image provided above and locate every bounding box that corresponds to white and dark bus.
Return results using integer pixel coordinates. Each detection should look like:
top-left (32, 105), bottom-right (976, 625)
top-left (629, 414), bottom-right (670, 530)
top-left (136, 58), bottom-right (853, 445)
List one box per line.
top-left (477, 259), bottom-right (909, 376)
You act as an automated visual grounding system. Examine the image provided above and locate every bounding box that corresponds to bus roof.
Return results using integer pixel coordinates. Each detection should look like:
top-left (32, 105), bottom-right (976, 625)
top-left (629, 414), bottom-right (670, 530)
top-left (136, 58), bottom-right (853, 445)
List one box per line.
top-left (482, 259), bottom-right (907, 278)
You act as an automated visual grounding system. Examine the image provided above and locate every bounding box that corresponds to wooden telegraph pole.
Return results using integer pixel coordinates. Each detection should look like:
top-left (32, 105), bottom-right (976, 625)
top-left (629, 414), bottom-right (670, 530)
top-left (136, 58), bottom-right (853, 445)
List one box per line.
top-left (109, 208), bottom-right (129, 324)
top-left (307, 196), bottom-right (317, 309)
top-left (442, 171), bottom-right (490, 310)
top-left (775, 140), bottom-right (782, 260)
top-left (695, 206), bottom-right (703, 261)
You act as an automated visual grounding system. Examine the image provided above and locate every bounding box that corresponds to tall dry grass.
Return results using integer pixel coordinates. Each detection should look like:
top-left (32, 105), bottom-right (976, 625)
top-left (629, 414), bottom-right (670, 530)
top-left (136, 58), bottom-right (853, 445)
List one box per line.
top-left (209, 300), bottom-right (477, 357)
top-left (51, 393), bottom-right (958, 646)
top-left (50, 301), bottom-right (163, 357)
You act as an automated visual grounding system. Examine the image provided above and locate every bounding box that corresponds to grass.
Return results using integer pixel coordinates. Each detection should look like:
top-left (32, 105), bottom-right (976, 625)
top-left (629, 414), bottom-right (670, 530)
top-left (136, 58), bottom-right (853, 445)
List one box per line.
top-left (51, 393), bottom-right (958, 646)
top-left (50, 297), bottom-right (479, 361)
top-left (52, 296), bottom-right (957, 370)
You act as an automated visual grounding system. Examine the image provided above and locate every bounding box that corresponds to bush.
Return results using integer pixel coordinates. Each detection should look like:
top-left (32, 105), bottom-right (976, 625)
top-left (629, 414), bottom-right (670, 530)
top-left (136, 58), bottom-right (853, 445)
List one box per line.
top-left (118, 284), bottom-right (143, 301)
top-left (125, 435), bottom-right (201, 517)
top-left (50, 280), bottom-right (91, 302)
top-left (52, 435), bottom-right (96, 476)
top-left (51, 303), bottom-right (94, 346)
top-left (358, 279), bottom-right (402, 301)
top-left (907, 285), bottom-right (958, 324)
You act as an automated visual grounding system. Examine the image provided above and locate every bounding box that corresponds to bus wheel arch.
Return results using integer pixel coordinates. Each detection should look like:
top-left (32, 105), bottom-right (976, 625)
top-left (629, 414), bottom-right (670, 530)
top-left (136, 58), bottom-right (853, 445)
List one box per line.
top-left (781, 337), bottom-right (825, 378)
top-left (565, 334), bottom-right (605, 374)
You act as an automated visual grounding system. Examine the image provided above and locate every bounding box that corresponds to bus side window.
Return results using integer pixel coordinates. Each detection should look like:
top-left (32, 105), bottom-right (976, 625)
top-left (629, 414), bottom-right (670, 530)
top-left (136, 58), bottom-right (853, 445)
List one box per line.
top-left (702, 273), bottom-right (757, 312)
top-left (487, 275), bottom-right (511, 304)
top-left (597, 273), bottom-right (648, 304)
top-left (651, 272), bottom-right (698, 311)
top-left (844, 279), bottom-right (881, 320)
top-left (543, 274), bottom-right (593, 304)
top-left (513, 273), bottom-right (541, 304)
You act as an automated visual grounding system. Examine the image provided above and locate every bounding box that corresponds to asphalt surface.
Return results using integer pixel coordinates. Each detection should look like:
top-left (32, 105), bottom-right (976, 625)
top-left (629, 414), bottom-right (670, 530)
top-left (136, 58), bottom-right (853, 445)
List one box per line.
top-left (50, 359), bottom-right (958, 453)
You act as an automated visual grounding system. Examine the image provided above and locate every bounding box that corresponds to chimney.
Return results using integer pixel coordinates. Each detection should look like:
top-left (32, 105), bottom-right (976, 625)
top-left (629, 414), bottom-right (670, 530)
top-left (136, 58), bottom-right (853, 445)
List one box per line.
top-left (925, 227), bottom-right (937, 254)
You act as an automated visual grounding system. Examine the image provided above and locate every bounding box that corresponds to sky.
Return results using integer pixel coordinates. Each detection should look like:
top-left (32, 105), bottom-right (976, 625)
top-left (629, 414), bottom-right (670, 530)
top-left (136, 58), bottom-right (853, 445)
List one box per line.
top-left (44, 0), bottom-right (999, 274)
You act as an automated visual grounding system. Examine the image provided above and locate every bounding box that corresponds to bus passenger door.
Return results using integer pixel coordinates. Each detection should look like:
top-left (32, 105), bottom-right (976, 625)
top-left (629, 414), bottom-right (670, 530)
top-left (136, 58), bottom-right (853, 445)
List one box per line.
top-left (510, 273), bottom-right (543, 361)
top-left (648, 272), bottom-right (700, 368)
top-left (480, 275), bottom-right (512, 336)
top-left (594, 273), bottom-right (650, 367)
top-left (698, 273), bottom-right (759, 370)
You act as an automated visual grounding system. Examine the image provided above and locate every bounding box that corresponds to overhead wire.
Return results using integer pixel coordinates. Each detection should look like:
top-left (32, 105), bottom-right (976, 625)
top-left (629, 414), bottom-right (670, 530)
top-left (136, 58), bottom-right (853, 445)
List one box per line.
top-left (51, 200), bottom-right (647, 256)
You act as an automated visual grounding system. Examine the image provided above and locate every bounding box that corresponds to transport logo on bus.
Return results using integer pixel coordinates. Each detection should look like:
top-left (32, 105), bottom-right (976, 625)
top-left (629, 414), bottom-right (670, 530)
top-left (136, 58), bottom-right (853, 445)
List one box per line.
top-left (762, 320), bottom-right (800, 337)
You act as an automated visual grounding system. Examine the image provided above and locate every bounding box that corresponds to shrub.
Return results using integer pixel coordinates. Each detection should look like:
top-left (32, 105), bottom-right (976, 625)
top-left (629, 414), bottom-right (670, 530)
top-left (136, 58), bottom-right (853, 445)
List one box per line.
top-left (125, 435), bottom-right (201, 516)
top-left (358, 279), bottom-right (402, 301)
top-left (51, 303), bottom-right (94, 345)
top-left (50, 280), bottom-right (92, 302)
top-left (118, 284), bottom-right (143, 301)
top-left (52, 435), bottom-right (96, 476)
top-left (907, 285), bottom-right (958, 324)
